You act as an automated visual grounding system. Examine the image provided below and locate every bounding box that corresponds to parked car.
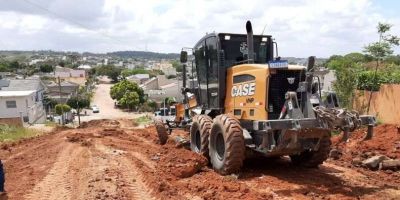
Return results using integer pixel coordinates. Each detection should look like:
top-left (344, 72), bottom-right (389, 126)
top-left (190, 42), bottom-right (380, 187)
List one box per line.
top-left (92, 105), bottom-right (100, 113)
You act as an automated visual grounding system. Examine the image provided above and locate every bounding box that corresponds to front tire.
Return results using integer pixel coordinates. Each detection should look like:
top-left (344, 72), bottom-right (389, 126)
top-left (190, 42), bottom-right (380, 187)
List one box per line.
top-left (290, 131), bottom-right (331, 167)
top-left (190, 115), bottom-right (212, 157)
top-left (209, 114), bottom-right (245, 175)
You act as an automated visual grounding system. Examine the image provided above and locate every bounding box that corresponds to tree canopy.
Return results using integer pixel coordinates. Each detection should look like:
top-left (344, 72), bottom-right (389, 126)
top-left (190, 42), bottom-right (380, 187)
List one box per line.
top-left (110, 80), bottom-right (145, 109)
top-left (55, 104), bottom-right (71, 115)
top-left (96, 65), bottom-right (122, 82)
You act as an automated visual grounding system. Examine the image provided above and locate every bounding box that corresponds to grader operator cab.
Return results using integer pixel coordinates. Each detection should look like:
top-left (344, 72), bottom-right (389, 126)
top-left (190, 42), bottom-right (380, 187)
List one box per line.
top-left (155, 21), bottom-right (376, 175)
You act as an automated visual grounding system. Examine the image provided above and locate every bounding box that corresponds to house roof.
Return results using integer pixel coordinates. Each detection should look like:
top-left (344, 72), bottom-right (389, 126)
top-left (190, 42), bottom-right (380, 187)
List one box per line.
top-left (46, 80), bottom-right (79, 87)
top-left (0, 79), bottom-right (10, 88)
top-left (78, 65), bottom-right (91, 69)
top-left (1, 79), bottom-right (45, 91)
top-left (0, 90), bottom-right (35, 97)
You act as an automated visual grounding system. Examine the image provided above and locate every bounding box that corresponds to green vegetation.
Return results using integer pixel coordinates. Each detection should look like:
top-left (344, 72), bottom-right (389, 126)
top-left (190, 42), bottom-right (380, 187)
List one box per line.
top-left (119, 91), bottom-right (140, 110)
top-left (96, 65), bottom-right (122, 82)
top-left (171, 60), bottom-right (183, 72)
top-left (0, 125), bottom-right (40, 142)
top-left (133, 115), bottom-right (152, 125)
top-left (325, 22), bottom-right (399, 110)
top-left (110, 80), bottom-right (145, 110)
top-left (39, 64), bottom-right (53, 73)
top-left (67, 96), bottom-right (90, 111)
top-left (55, 104), bottom-right (71, 115)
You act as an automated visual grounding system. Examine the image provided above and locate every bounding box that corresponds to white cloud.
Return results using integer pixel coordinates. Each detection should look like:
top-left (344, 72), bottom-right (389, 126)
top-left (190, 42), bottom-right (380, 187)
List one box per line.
top-left (0, 0), bottom-right (398, 57)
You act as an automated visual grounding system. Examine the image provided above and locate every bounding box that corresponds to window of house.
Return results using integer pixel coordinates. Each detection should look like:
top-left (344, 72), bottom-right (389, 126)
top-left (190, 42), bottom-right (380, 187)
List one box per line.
top-left (6, 100), bottom-right (17, 108)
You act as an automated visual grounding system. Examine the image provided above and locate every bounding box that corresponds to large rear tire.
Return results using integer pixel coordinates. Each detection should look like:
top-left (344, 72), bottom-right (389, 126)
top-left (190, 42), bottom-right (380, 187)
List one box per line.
top-left (154, 120), bottom-right (168, 145)
top-left (190, 115), bottom-right (213, 157)
top-left (290, 131), bottom-right (331, 167)
top-left (209, 114), bottom-right (245, 175)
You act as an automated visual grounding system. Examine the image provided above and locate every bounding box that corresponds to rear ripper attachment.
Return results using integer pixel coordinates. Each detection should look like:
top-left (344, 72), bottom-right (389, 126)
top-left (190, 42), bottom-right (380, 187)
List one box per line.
top-left (154, 20), bottom-right (376, 175)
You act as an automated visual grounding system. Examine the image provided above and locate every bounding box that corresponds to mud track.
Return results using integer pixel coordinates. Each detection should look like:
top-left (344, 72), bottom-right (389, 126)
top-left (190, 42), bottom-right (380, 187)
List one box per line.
top-left (1, 119), bottom-right (399, 200)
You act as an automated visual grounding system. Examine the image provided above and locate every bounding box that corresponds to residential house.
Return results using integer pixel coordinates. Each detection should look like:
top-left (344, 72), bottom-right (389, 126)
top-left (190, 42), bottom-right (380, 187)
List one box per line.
top-left (126, 74), bottom-right (150, 84)
top-left (161, 67), bottom-right (177, 76)
top-left (45, 80), bottom-right (79, 104)
top-left (54, 66), bottom-right (87, 86)
top-left (0, 79), bottom-right (46, 125)
top-left (141, 75), bottom-right (181, 103)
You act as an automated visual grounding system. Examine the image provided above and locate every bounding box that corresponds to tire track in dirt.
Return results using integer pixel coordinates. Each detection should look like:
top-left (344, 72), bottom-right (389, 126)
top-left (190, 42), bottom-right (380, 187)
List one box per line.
top-left (25, 142), bottom-right (88, 200)
top-left (93, 143), bottom-right (156, 200)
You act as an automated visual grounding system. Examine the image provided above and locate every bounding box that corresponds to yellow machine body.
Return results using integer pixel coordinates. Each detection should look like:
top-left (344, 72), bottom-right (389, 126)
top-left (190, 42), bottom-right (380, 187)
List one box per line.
top-left (224, 64), bottom-right (305, 120)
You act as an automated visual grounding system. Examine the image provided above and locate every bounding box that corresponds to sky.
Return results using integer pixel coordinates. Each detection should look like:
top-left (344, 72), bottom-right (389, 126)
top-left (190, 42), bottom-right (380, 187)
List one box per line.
top-left (0, 0), bottom-right (399, 57)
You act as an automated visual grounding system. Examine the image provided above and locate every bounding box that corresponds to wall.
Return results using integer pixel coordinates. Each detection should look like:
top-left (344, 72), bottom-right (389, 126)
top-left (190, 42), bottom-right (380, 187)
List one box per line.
top-left (0, 93), bottom-right (46, 124)
top-left (354, 84), bottom-right (400, 124)
top-left (0, 117), bottom-right (22, 126)
top-left (60, 77), bottom-right (86, 86)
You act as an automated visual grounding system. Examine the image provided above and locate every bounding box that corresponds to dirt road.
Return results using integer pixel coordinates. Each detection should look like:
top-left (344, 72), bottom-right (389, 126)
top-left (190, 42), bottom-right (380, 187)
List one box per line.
top-left (80, 84), bottom-right (143, 122)
top-left (1, 119), bottom-right (399, 200)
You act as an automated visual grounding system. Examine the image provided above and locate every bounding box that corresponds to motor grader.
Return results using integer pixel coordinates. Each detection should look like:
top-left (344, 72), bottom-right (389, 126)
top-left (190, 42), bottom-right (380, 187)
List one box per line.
top-left (154, 21), bottom-right (376, 175)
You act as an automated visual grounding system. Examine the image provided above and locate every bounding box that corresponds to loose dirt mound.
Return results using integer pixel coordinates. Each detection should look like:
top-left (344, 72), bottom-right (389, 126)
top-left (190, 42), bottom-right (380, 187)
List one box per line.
top-left (78, 119), bottom-right (113, 128)
top-left (332, 124), bottom-right (400, 161)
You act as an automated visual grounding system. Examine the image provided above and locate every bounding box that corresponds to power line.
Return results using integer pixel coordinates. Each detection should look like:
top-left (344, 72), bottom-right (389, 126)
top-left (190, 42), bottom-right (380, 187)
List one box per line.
top-left (21, 0), bottom-right (140, 50)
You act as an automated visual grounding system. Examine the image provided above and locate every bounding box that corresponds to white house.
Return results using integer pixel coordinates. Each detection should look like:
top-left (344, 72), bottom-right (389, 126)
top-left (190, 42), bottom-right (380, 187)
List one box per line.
top-left (0, 90), bottom-right (46, 125)
top-left (0, 79), bottom-right (46, 125)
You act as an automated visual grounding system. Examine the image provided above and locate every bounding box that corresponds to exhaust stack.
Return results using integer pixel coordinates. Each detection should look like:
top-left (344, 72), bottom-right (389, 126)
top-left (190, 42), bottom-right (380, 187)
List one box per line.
top-left (246, 20), bottom-right (254, 63)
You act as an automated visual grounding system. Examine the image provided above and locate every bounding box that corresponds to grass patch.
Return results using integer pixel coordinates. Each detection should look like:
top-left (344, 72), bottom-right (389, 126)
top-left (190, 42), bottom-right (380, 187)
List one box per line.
top-left (0, 125), bottom-right (41, 143)
top-left (44, 121), bottom-right (58, 127)
top-left (133, 115), bottom-right (152, 126)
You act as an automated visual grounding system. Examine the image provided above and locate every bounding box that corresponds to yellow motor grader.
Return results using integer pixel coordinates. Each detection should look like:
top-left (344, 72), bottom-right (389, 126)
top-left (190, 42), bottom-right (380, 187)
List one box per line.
top-left (155, 21), bottom-right (375, 175)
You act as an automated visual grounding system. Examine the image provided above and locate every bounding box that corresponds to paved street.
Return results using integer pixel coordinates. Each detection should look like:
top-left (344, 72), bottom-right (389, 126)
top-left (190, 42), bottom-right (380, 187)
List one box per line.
top-left (79, 83), bottom-right (144, 122)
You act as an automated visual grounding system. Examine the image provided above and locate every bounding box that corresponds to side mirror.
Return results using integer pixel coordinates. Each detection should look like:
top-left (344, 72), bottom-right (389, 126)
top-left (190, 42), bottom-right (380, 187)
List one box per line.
top-left (180, 51), bottom-right (188, 63)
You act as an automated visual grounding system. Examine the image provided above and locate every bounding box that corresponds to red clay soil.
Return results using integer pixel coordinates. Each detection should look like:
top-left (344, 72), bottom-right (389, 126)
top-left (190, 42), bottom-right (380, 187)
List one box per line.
top-left (332, 124), bottom-right (400, 161)
top-left (1, 120), bottom-right (400, 200)
top-left (330, 124), bottom-right (400, 188)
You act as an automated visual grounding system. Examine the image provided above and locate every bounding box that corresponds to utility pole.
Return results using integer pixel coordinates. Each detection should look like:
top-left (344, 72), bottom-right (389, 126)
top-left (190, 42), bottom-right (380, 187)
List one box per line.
top-left (77, 94), bottom-right (81, 126)
top-left (58, 76), bottom-right (64, 125)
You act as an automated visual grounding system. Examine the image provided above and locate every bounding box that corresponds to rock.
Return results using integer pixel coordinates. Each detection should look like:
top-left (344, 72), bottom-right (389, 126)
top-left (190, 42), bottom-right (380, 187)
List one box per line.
top-left (362, 155), bottom-right (389, 169)
top-left (379, 159), bottom-right (400, 170)
top-left (329, 149), bottom-right (342, 160)
top-left (151, 155), bottom-right (160, 161)
top-left (352, 157), bottom-right (363, 166)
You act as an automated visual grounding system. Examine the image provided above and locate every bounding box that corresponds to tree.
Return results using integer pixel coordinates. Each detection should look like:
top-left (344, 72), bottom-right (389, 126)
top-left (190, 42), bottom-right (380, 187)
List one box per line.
top-left (58, 61), bottom-right (65, 67)
top-left (171, 60), bottom-right (183, 72)
top-left (96, 65), bottom-right (122, 82)
top-left (39, 64), bottom-right (53, 73)
top-left (110, 80), bottom-right (145, 109)
top-left (325, 54), bottom-right (362, 109)
top-left (9, 60), bottom-right (20, 71)
top-left (364, 22), bottom-right (399, 113)
top-left (0, 63), bottom-right (9, 72)
top-left (55, 104), bottom-right (71, 115)
top-left (147, 100), bottom-right (158, 111)
top-left (119, 91), bottom-right (139, 111)
top-left (67, 97), bottom-right (90, 110)
top-left (333, 67), bottom-right (359, 109)
top-left (167, 75), bottom-right (177, 79)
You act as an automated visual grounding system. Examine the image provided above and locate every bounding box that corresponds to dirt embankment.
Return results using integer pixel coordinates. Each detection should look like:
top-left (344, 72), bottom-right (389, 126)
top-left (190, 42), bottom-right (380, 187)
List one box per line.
top-left (1, 119), bottom-right (399, 200)
top-left (331, 124), bottom-right (400, 188)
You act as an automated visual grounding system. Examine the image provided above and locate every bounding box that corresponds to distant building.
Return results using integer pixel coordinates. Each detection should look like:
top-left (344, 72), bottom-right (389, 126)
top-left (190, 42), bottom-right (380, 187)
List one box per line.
top-left (0, 79), bottom-right (46, 125)
top-left (45, 81), bottom-right (79, 103)
top-left (314, 68), bottom-right (336, 94)
top-left (162, 67), bottom-right (177, 76)
top-left (54, 66), bottom-right (87, 86)
top-left (77, 64), bottom-right (92, 70)
top-left (141, 75), bottom-right (181, 103)
top-left (126, 74), bottom-right (150, 84)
